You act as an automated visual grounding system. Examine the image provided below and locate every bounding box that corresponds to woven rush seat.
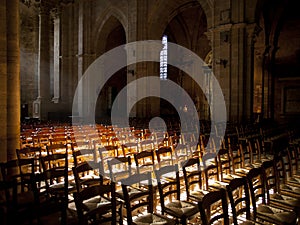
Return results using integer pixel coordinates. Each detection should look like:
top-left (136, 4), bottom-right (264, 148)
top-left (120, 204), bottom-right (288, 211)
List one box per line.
top-left (134, 213), bottom-right (176, 225)
top-left (164, 200), bottom-right (199, 218)
top-left (256, 205), bottom-right (297, 225)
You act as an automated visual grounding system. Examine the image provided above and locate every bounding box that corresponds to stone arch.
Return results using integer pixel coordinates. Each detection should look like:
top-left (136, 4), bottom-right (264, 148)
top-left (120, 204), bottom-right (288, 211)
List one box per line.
top-left (93, 6), bottom-right (127, 56)
top-left (197, 0), bottom-right (212, 28)
top-left (148, 0), bottom-right (211, 40)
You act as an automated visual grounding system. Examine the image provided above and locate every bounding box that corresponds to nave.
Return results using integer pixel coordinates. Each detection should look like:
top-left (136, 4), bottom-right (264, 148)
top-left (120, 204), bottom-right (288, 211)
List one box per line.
top-left (1, 120), bottom-right (300, 225)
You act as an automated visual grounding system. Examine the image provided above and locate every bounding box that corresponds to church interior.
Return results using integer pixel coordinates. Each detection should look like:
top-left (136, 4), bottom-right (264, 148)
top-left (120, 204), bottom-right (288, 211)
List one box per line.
top-left (1, 0), bottom-right (300, 224)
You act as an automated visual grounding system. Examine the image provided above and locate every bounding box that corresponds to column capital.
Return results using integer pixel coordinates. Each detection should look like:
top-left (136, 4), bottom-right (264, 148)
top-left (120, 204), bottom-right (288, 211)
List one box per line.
top-left (20, 0), bottom-right (33, 8)
top-left (34, 0), bottom-right (56, 15)
top-left (209, 23), bottom-right (233, 33)
top-left (246, 23), bottom-right (263, 44)
top-left (50, 6), bottom-right (61, 20)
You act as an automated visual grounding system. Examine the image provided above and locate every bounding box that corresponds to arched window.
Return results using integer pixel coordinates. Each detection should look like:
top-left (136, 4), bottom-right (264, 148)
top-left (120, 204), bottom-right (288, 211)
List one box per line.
top-left (160, 35), bottom-right (168, 80)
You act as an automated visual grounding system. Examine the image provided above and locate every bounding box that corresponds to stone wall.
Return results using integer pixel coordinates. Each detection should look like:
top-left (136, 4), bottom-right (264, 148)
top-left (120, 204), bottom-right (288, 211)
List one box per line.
top-left (20, 4), bottom-right (38, 120)
top-left (18, 0), bottom-right (300, 124)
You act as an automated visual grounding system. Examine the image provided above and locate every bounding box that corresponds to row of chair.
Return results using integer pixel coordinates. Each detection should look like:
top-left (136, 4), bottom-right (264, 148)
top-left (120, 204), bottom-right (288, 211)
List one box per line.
top-left (3, 121), bottom-right (300, 225)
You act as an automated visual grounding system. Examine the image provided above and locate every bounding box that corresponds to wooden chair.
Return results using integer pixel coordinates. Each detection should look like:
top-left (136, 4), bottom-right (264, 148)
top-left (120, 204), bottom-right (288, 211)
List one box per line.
top-left (173, 143), bottom-right (192, 165)
top-left (226, 177), bottom-right (255, 225)
top-left (72, 161), bottom-right (104, 192)
top-left (261, 160), bottom-right (300, 216)
top-left (38, 152), bottom-right (76, 225)
top-left (275, 152), bottom-right (300, 199)
top-left (121, 142), bottom-right (140, 159)
top-left (0, 180), bottom-right (9, 225)
top-left (247, 167), bottom-right (298, 225)
top-left (121, 172), bottom-right (176, 225)
top-left (16, 146), bottom-right (42, 174)
top-left (134, 150), bottom-right (155, 174)
top-left (202, 152), bottom-right (223, 190)
top-left (198, 188), bottom-right (229, 225)
top-left (107, 156), bottom-right (132, 183)
top-left (72, 147), bottom-right (96, 167)
top-left (73, 182), bottom-right (122, 225)
top-left (155, 164), bottom-right (198, 225)
top-left (217, 148), bottom-right (232, 182)
top-left (107, 156), bottom-right (134, 202)
top-left (181, 158), bottom-right (207, 202)
top-left (0, 158), bottom-right (37, 224)
top-left (155, 146), bottom-right (174, 169)
top-left (139, 139), bottom-right (155, 152)
top-left (46, 143), bottom-right (69, 155)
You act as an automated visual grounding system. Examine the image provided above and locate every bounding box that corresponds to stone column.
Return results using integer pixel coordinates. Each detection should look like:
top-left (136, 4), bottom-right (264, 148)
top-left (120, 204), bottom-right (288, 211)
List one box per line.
top-left (210, 24), bottom-right (232, 121)
top-left (33, 3), bottom-right (50, 121)
top-left (229, 23), bottom-right (245, 122)
top-left (52, 7), bottom-right (61, 104)
top-left (246, 23), bottom-right (262, 121)
top-left (0, 0), bottom-right (8, 162)
top-left (6, 0), bottom-right (20, 160)
top-left (135, 0), bottom-right (149, 118)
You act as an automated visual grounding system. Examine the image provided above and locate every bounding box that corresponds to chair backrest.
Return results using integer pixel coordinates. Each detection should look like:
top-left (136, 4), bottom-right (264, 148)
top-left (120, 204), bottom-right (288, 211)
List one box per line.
top-left (139, 139), bottom-right (155, 152)
top-left (262, 159), bottom-right (279, 199)
top-left (1, 158), bottom-right (35, 193)
top-left (120, 172), bottom-right (153, 224)
top-left (72, 148), bottom-right (96, 167)
top-left (239, 140), bottom-right (251, 167)
top-left (274, 152), bottom-right (287, 184)
top-left (247, 137), bottom-right (260, 163)
top-left (49, 136), bottom-right (68, 146)
top-left (121, 141), bottom-right (139, 154)
top-left (198, 188), bottom-right (229, 225)
top-left (73, 183), bottom-right (117, 225)
top-left (246, 167), bottom-right (266, 219)
top-left (173, 143), bottom-right (192, 164)
top-left (16, 146), bottom-right (42, 160)
top-left (98, 145), bottom-right (120, 171)
top-left (155, 164), bottom-right (180, 214)
top-left (16, 147), bottom-right (42, 173)
top-left (217, 148), bottom-right (232, 181)
top-left (134, 150), bottom-right (155, 174)
top-left (202, 152), bottom-right (219, 189)
top-left (229, 143), bottom-right (243, 173)
top-left (181, 158), bottom-right (203, 201)
top-left (107, 156), bottom-right (132, 182)
top-left (0, 158), bottom-right (36, 224)
top-left (40, 153), bottom-right (69, 200)
top-left (226, 177), bottom-right (251, 225)
top-left (71, 140), bottom-right (91, 150)
top-left (72, 161), bottom-right (103, 192)
top-left (155, 146), bottom-right (174, 168)
top-left (46, 143), bottom-right (68, 155)
top-left (288, 145), bottom-right (299, 174)
top-left (284, 147), bottom-right (298, 178)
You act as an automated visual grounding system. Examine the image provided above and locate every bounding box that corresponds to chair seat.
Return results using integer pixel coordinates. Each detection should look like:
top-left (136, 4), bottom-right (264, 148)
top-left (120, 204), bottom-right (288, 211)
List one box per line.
top-left (16, 191), bottom-right (35, 206)
top-left (234, 168), bottom-right (252, 176)
top-left (280, 183), bottom-right (300, 196)
top-left (49, 182), bottom-right (75, 190)
top-left (270, 193), bottom-right (300, 214)
top-left (223, 173), bottom-right (243, 181)
top-left (49, 182), bottom-right (76, 195)
top-left (287, 177), bottom-right (300, 186)
top-left (165, 200), bottom-right (198, 218)
top-left (116, 186), bottom-right (146, 200)
top-left (134, 213), bottom-right (176, 225)
top-left (84, 198), bottom-right (112, 216)
top-left (257, 205), bottom-right (297, 225)
top-left (190, 190), bottom-right (209, 201)
top-left (239, 221), bottom-right (256, 225)
top-left (271, 193), bottom-right (300, 207)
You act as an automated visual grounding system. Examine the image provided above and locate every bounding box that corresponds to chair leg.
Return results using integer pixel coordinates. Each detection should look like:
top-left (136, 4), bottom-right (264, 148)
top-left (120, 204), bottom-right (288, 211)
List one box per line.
top-left (181, 218), bottom-right (187, 225)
